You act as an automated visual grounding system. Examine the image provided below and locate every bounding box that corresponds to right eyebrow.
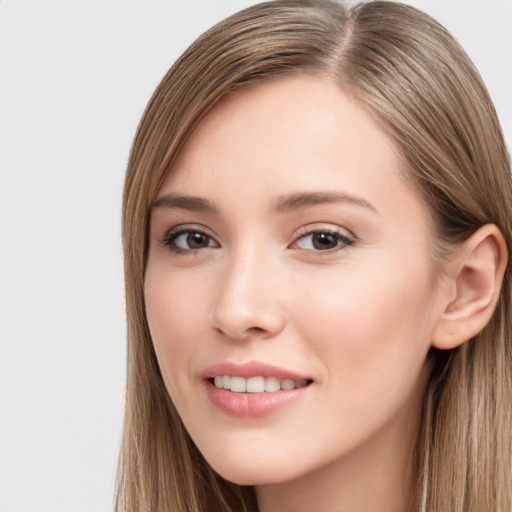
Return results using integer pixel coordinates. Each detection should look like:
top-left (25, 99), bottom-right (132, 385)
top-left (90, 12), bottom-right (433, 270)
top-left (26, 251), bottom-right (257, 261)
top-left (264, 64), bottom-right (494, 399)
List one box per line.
top-left (151, 194), bottom-right (219, 215)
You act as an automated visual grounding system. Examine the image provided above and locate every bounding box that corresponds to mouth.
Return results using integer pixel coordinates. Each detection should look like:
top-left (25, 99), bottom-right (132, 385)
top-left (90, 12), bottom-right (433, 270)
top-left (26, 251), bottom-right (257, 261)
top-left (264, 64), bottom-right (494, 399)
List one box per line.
top-left (202, 361), bottom-right (313, 417)
top-left (210, 375), bottom-right (312, 393)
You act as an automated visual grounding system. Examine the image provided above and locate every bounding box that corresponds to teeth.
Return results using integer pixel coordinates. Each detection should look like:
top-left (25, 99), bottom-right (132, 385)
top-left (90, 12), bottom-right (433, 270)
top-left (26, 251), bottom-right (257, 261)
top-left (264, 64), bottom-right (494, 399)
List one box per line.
top-left (280, 379), bottom-right (295, 390)
top-left (264, 376), bottom-right (280, 392)
top-left (247, 376), bottom-right (264, 393)
top-left (230, 376), bottom-right (246, 392)
top-left (213, 376), bottom-right (309, 393)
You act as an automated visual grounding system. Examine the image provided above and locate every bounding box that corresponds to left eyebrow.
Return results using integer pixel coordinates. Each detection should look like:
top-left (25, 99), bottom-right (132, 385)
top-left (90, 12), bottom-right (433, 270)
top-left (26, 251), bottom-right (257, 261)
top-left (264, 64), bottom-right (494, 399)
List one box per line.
top-left (272, 191), bottom-right (378, 214)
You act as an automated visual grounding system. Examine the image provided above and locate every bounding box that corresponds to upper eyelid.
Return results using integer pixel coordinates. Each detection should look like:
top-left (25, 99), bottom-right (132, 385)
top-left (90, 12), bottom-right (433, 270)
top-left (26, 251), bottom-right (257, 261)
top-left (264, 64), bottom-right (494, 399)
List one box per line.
top-left (163, 224), bottom-right (216, 238)
top-left (292, 224), bottom-right (355, 241)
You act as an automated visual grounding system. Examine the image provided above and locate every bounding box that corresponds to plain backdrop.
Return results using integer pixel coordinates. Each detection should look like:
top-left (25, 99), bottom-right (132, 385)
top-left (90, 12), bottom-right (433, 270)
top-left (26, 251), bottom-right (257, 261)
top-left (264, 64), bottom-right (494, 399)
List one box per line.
top-left (0, 1), bottom-right (510, 511)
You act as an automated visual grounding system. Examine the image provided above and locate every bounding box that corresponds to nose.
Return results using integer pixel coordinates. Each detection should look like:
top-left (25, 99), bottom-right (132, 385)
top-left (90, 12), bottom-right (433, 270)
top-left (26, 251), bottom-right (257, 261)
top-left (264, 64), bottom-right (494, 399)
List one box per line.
top-left (211, 249), bottom-right (285, 342)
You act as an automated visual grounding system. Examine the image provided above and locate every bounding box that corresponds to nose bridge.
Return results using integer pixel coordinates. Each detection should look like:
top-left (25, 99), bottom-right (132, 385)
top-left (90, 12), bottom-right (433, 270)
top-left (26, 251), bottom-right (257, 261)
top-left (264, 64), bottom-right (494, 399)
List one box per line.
top-left (211, 242), bottom-right (284, 341)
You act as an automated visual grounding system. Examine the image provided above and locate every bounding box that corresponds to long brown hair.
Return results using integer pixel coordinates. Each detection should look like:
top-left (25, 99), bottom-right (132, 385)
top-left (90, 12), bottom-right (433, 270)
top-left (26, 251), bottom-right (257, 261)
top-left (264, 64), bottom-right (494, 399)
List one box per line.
top-left (117, 1), bottom-right (512, 510)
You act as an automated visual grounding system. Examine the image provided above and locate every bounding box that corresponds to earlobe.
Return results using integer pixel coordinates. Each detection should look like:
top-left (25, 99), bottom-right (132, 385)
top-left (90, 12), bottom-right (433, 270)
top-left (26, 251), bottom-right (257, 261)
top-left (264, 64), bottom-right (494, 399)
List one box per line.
top-left (432, 224), bottom-right (508, 350)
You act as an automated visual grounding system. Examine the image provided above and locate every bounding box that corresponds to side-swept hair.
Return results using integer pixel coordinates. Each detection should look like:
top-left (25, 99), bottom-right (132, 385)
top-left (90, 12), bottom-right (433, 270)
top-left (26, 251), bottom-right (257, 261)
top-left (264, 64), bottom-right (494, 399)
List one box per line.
top-left (117, 2), bottom-right (512, 510)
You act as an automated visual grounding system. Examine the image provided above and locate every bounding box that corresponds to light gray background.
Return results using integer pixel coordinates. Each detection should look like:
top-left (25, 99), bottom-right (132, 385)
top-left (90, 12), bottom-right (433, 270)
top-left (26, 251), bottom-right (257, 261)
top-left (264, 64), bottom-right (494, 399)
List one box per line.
top-left (1, 1), bottom-right (510, 511)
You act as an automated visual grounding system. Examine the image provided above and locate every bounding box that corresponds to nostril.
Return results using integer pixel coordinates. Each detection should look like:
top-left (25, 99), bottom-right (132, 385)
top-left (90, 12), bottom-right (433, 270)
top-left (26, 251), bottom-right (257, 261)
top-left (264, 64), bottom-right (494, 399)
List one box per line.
top-left (247, 326), bottom-right (265, 333)
top-left (213, 324), bottom-right (268, 341)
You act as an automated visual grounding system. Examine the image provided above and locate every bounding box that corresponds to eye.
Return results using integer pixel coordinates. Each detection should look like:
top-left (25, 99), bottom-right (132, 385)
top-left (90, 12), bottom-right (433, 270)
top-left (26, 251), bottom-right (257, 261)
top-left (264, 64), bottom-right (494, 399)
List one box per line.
top-left (162, 228), bottom-right (217, 254)
top-left (293, 230), bottom-right (354, 252)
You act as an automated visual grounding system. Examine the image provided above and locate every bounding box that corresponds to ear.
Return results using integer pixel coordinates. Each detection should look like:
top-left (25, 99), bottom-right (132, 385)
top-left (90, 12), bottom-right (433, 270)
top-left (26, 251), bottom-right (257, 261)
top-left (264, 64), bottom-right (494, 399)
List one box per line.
top-left (432, 224), bottom-right (508, 350)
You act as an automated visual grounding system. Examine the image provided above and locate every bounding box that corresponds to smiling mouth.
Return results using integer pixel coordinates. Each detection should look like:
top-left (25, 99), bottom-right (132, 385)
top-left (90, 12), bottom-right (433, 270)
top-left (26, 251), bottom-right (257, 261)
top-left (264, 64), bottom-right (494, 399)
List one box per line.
top-left (211, 376), bottom-right (312, 393)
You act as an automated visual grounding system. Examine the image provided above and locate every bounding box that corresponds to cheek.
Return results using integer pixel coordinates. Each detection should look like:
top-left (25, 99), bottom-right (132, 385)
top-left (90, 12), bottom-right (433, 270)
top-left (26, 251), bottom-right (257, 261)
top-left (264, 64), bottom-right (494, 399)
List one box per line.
top-left (283, 267), bottom-right (435, 457)
top-left (144, 269), bottom-right (210, 391)
top-left (293, 254), bottom-right (437, 394)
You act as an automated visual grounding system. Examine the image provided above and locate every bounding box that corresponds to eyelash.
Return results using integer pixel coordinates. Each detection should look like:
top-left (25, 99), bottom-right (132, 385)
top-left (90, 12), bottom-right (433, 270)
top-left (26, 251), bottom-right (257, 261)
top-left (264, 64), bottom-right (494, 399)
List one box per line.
top-left (160, 226), bottom-right (355, 255)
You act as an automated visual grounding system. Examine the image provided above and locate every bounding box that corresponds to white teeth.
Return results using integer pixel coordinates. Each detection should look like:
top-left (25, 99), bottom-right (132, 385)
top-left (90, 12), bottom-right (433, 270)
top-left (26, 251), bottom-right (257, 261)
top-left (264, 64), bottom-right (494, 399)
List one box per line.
top-left (213, 375), bottom-right (309, 393)
top-left (230, 376), bottom-right (246, 392)
top-left (246, 376), bottom-right (265, 393)
top-left (222, 375), bottom-right (231, 389)
top-left (264, 376), bottom-right (280, 392)
top-left (280, 379), bottom-right (296, 390)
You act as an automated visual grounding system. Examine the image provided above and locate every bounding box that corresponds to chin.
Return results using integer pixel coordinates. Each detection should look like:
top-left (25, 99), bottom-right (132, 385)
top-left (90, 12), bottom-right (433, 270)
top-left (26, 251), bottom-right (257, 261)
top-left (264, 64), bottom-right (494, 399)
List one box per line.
top-left (203, 449), bottom-right (304, 486)
top-left (213, 464), bottom-right (289, 486)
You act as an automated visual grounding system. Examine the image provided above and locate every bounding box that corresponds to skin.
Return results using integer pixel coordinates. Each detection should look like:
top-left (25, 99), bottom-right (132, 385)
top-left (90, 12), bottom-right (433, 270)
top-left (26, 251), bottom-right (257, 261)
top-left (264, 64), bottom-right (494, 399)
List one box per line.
top-left (144, 75), bottom-right (452, 512)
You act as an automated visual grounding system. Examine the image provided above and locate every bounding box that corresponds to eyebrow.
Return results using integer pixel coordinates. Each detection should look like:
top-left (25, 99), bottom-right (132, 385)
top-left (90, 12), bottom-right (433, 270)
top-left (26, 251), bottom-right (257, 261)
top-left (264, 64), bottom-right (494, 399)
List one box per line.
top-left (273, 191), bottom-right (378, 214)
top-left (152, 190), bottom-right (377, 216)
top-left (152, 193), bottom-right (219, 214)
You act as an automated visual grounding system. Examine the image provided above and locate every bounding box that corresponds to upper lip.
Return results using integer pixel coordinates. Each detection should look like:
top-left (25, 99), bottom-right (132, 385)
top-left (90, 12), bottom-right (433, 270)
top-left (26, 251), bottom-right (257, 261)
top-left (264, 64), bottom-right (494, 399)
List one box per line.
top-left (201, 361), bottom-right (311, 381)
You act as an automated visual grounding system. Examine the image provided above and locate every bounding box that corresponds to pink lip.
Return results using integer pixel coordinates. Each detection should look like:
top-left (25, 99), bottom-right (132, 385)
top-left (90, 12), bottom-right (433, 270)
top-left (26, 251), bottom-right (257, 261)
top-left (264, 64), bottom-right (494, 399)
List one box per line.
top-left (202, 361), bottom-right (312, 418)
top-left (201, 360), bottom-right (310, 381)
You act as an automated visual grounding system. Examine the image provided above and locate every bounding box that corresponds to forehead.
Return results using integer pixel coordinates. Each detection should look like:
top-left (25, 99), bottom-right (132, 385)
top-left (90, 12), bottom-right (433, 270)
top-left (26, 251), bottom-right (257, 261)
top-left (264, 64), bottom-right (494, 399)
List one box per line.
top-left (160, 74), bottom-right (424, 222)
top-left (176, 74), bottom-right (400, 166)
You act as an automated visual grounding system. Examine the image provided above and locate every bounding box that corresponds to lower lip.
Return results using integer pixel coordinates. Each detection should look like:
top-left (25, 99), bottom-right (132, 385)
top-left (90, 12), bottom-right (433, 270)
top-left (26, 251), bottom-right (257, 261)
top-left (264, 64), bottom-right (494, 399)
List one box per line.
top-left (205, 380), bottom-right (310, 418)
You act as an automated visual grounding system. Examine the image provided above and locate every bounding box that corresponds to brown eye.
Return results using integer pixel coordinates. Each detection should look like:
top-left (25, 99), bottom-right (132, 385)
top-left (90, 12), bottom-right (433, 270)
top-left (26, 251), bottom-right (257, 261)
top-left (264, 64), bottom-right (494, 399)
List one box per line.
top-left (294, 230), bottom-right (354, 252)
top-left (165, 229), bottom-right (216, 252)
top-left (311, 232), bottom-right (338, 250)
top-left (186, 232), bottom-right (210, 249)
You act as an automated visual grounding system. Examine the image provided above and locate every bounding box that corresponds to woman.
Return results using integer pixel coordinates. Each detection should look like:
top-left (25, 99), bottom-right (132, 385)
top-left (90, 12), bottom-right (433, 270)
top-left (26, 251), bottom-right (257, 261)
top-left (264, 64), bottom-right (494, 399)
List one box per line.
top-left (116, 1), bottom-right (512, 511)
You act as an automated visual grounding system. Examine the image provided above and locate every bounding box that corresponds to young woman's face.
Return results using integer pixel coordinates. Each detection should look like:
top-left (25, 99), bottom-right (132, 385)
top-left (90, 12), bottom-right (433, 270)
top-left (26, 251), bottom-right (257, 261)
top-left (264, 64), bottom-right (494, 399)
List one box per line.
top-left (145, 76), bottom-right (446, 490)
